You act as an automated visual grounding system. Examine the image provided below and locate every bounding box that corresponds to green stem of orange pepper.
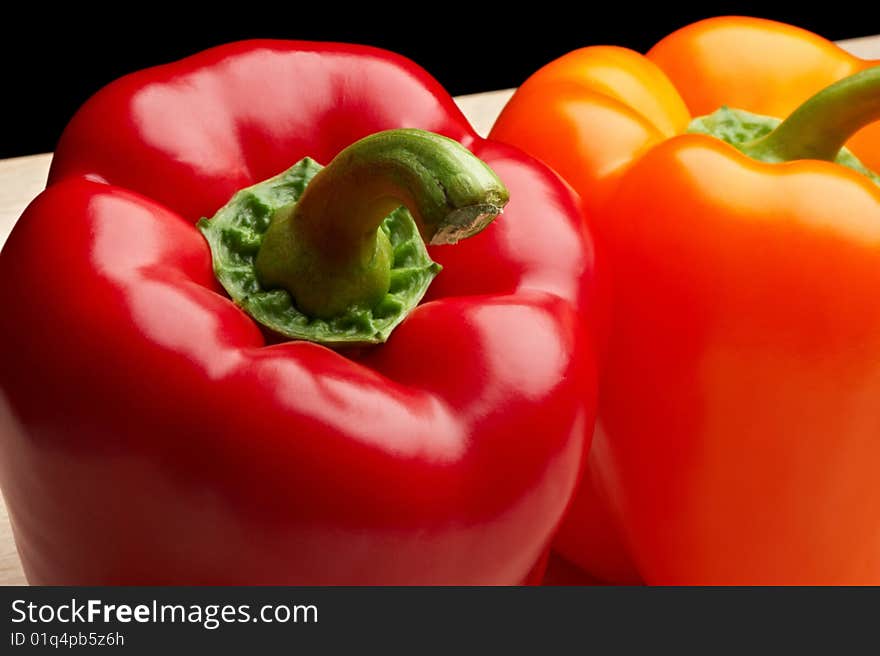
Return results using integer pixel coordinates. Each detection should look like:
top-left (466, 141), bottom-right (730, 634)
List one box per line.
top-left (743, 66), bottom-right (880, 164)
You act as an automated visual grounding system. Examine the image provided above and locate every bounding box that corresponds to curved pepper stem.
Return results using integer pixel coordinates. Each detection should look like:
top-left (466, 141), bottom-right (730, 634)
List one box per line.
top-left (742, 66), bottom-right (880, 163)
top-left (255, 129), bottom-right (509, 319)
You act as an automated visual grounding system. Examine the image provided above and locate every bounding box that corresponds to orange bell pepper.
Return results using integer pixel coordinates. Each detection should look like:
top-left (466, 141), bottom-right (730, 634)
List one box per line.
top-left (491, 16), bottom-right (880, 584)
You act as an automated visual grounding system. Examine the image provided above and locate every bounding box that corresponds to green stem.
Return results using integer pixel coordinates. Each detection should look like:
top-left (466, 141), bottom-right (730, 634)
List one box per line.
top-left (742, 66), bottom-right (880, 163)
top-left (255, 129), bottom-right (508, 319)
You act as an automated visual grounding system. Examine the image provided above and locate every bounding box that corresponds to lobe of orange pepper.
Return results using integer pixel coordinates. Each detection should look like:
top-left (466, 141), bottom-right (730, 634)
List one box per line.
top-left (490, 46), bottom-right (689, 217)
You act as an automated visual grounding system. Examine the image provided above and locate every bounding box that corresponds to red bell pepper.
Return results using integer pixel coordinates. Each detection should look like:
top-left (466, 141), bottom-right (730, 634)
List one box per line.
top-left (0, 41), bottom-right (601, 584)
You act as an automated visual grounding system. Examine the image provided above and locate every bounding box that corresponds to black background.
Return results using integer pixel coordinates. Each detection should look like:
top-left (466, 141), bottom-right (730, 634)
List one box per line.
top-left (1, 3), bottom-right (877, 159)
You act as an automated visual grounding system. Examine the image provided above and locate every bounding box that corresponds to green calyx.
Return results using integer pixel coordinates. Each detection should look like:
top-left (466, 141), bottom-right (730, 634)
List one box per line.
top-left (197, 159), bottom-right (439, 345)
top-left (688, 66), bottom-right (880, 187)
top-left (198, 129), bottom-right (509, 346)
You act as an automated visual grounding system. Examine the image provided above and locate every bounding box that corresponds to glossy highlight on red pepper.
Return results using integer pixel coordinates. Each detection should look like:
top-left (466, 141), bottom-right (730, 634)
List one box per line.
top-left (0, 41), bottom-right (602, 584)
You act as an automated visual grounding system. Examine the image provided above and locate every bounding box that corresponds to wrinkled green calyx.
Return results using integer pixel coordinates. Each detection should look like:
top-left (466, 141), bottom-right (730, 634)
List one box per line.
top-left (688, 107), bottom-right (880, 186)
top-left (198, 129), bottom-right (509, 346)
top-left (198, 159), bottom-right (441, 345)
top-left (688, 66), bottom-right (880, 187)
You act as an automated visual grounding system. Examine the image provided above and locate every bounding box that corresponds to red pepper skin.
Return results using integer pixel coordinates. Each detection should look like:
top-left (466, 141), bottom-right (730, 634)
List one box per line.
top-left (0, 41), bottom-right (600, 584)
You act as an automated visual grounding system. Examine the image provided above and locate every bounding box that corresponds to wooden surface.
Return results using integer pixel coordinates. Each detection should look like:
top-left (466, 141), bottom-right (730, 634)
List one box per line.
top-left (1, 35), bottom-right (879, 585)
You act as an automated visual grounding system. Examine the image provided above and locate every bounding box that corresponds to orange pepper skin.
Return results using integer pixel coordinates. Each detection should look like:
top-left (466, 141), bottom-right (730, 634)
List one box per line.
top-left (490, 17), bottom-right (880, 584)
top-left (603, 139), bottom-right (880, 584)
top-left (490, 46), bottom-right (689, 219)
